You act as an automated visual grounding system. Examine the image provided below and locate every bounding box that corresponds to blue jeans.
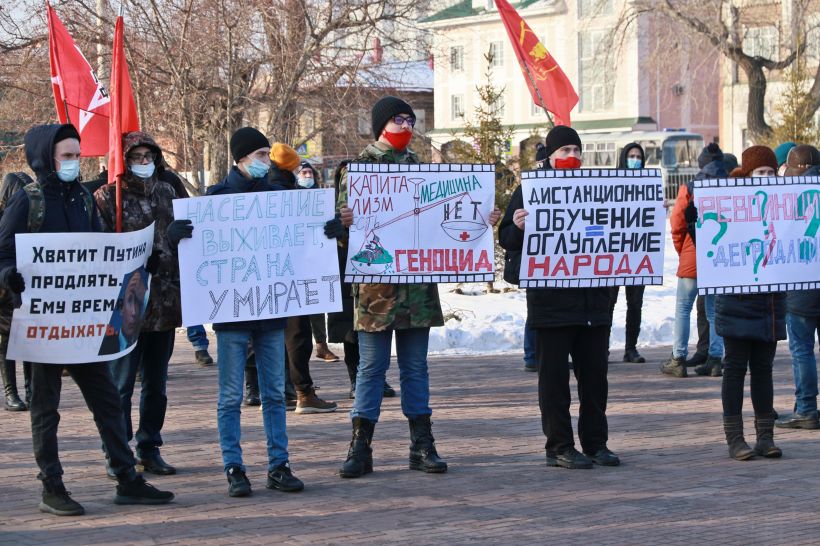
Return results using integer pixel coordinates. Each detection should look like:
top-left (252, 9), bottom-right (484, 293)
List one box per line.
top-left (107, 330), bottom-right (174, 458)
top-left (352, 328), bottom-right (431, 422)
top-left (672, 278), bottom-right (698, 358)
top-left (187, 325), bottom-right (209, 351)
top-left (703, 294), bottom-right (724, 358)
top-left (787, 313), bottom-right (819, 414)
top-left (523, 322), bottom-right (536, 365)
top-left (216, 328), bottom-right (288, 472)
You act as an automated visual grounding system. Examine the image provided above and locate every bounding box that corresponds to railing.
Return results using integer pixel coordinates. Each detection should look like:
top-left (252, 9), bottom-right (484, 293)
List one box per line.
top-left (663, 170), bottom-right (697, 205)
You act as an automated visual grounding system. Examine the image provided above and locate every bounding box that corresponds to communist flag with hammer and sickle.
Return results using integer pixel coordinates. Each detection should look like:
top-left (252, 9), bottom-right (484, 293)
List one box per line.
top-left (494, 0), bottom-right (578, 126)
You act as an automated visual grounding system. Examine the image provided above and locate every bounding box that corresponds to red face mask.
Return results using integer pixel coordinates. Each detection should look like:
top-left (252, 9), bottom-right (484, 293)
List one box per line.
top-left (553, 156), bottom-right (581, 170)
top-left (382, 129), bottom-right (413, 151)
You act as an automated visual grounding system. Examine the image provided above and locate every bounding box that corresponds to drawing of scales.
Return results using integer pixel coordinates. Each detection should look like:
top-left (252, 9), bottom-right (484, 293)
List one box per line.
top-left (350, 177), bottom-right (490, 275)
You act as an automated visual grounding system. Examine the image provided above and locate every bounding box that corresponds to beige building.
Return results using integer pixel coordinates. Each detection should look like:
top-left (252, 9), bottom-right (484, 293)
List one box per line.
top-left (423, 0), bottom-right (720, 157)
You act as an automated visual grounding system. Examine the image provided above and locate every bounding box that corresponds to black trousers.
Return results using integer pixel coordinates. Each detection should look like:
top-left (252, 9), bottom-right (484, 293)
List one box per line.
top-left (285, 315), bottom-right (314, 393)
top-left (536, 325), bottom-right (609, 454)
top-left (608, 286), bottom-right (645, 350)
top-left (344, 340), bottom-right (360, 384)
top-left (695, 295), bottom-right (710, 356)
top-left (721, 337), bottom-right (776, 416)
top-left (30, 363), bottom-right (136, 481)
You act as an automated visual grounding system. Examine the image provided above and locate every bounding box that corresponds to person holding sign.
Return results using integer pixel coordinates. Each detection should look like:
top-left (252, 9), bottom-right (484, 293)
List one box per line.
top-left (499, 125), bottom-right (618, 470)
top-left (336, 96), bottom-right (500, 479)
top-left (0, 124), bottom-right (173, 515)
top-left (94, 132), bottom-right (182, 477)
top-left (716, 146), bottom-right (786, 460)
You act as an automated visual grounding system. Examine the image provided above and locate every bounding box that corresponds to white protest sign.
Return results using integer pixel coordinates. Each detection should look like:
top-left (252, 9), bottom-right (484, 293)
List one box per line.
top-left (694, 175), bottom-right (820, 294)
top-left (8, 224), bottom-right (154, 364)
top-left (520, 169), bottom-right (665, 288)
top-left (345, 163), bottom-right (496, 283)
top-left (173, 189), bottom-right (341, 327)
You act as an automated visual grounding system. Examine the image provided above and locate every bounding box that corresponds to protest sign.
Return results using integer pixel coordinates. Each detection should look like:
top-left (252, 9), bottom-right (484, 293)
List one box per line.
top-left (8, 224), bottom-right (154, 364)
top-left (694, 175), bottom-right (820, 295)
top-left (173, 189), bottom-right (341, 327)
top-left (519, 169), bottom-right (665, 288)
top-left (344, 163), bottom-right (496, 283)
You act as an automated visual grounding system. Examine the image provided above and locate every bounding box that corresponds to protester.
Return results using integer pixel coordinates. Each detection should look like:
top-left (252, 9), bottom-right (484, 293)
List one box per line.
top-left (337, 96), bottom-right (500, 478)
top-left (718, 145), bottom-right (785, 460)
top-left (0, 123), bottom-right (173, 515)
top-left (776, 144), bottom-right (820, 430)
top-left (0, 171), bottom-right (32, 410)
top-left (661, 143), bottom-right (726, 378)
top-left (608, 143), bottom-right (647, 363)
top-left (500, 125), bottom-right (618, 469)
top-left (773, 141), bottom-right (797, 176)
top-left (94, 131), bottom-right (181, 477)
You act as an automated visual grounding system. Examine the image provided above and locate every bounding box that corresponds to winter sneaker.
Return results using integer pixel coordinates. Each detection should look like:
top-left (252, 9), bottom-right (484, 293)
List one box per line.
top-left (685, 351), bottom-right (708, 367)
top-left (226, 466), bottom-right (252, 497)
top-left (622, 348), bottom-right (645, 363)
top-left (195, 349), bottom-right (214, 367)
top-left (244, 383), bottom-right (261, 406)
top-left (775, 410), bottom-right (820, 429)
top-left (286, 398), bottom-right (297, 411)
top-left (383, 380), bottom-right (396, 398)
top-left (266, 463), bottom-right (304, 492)
top-left (315, 342), bottom-right (340, 362)
top-left (114, 475), bottom-right (174, 505)
top-left (660, 356), bottom-right (687, 378)
top-left (694, 356), bottom-right (722, 377)
top-left (39, 479), bottom-right (84, 516)
top-left (586, 447), bottom-right (621, 466)
top-left (295, 388), bottom-right (337, 414)
top-left (546, 447), bottom-right (593, 469)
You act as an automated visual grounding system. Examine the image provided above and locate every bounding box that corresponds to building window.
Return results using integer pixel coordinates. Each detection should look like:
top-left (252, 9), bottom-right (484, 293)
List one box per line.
top-left (451, 95), bottom-right (464, 120)
top-left (578, 29), bottom-right (614, 112)
top-left (743, 26), bottom-right (779, 60)
top-left (489, 41), bottom-right (503, 67)
top-left (531, 100), bottom-right (546, 117)
top-left (415, 108), bottom-right (427, 133)
top-left (357, 110), bottom-right (370, 136)
top-left (450, 46), bottom-right (464, 72)
top-left (578, 0), bottom-right (613, 18)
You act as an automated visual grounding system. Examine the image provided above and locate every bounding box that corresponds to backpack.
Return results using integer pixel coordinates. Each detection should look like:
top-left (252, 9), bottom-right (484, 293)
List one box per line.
top-left (23, 181), bottom-right (94, 233)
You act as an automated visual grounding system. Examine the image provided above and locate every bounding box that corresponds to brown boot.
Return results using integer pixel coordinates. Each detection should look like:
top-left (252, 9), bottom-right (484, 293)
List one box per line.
top-left (315, 342), bottom-right (340, 362)
top-left (295, 387), bottom-right (337, 414)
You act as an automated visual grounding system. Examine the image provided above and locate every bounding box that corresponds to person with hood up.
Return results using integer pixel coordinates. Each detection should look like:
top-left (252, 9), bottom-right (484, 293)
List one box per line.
top-left (776, 144), bottom-right (820, 430)
top-left (0, 123), bottom-right (173, 516)
top-left (717, 146), bottom-right (785, 460)
top-left (94, 132), bottom-right (181, 477)
top-left (661, 143), bottom-right (726, 378)
top-left (500, 125), bottom-right (619, 470)
top-left (336, 96), bottom-right (501, 479)
top-left (608, 143), bottom-right (648, 363)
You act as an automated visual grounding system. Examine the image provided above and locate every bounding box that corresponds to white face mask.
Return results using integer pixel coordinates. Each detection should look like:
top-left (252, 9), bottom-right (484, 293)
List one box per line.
top-left (130, 163), bottom-right (155, 179)
top-left (56, 159), bottom-right (80, 182)
top-left (297, 175), bottom-right (315, 188)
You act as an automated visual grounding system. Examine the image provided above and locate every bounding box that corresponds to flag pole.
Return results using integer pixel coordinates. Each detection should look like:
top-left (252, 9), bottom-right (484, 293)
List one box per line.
top-left (520, 61), bottom-right (554, 129)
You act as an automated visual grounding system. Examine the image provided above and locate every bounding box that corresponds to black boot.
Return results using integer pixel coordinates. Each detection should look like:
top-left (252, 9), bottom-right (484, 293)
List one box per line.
top-left (39, 476), bottom-right (84, 516)
top-left (723, 415), bottom-right (755, 460)
top-left (383, 380), bottom-right (396, 398)
top-left (694, 356), bottom-right (723, 377)
top-left (2, 359), bottom-right (26, 411)
top-left (754, 413), bottom-right (782, 458)
top-left (408, 415), bottom-right (447, 473)
top-left (660, 355), bottom-right (687, 378)
top-left (339, 417), bottom-right (375, 478)
top-left (244, 366), bottom-right (260, 406)
top-left (23, 362), bottom-right (31, 407)
top-left (622, 347), bottom-right (645, 363)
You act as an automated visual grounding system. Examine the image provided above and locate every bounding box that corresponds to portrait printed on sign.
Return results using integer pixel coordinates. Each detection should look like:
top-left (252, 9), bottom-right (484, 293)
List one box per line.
top-left (98, 266), bottom-right (149, 356)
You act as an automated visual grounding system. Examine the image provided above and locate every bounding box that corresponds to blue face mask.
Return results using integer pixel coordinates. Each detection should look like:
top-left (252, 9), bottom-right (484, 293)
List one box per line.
top-left (130, 163), bottom-right (155, 179)
top-left (627, 157), bottom-right (642, 169)
top-left (297, 175), bottom-right (315, 188)
top-left (245, 159), bottom-right (270, 179)
top-left (56, 159), bottom-right (80, 182)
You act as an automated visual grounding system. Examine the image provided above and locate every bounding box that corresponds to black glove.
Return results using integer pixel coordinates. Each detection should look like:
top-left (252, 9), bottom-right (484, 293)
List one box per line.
top-left (145, 249), bottom-right (162, 276)
top-left (0, 266), bottom-right (25, 294)
top-left (166, 219), bottom-right (194, 247)
top-left (324, 214), bottom-right (345, 240)
top-left (683, 200), bottom-right (698, 224)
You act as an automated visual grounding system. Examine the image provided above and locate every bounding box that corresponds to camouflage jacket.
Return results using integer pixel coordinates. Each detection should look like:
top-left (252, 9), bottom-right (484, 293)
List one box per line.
top-left (338, 142), bottom-right (444, 332)
top-left (94, 173), bottom-right (181, 333)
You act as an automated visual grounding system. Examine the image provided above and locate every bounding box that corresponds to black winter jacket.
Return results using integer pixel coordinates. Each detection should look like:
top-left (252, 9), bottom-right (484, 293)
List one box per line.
top-left (499, 184), bottom-right (612, 329)
top-left (715, 293), bottom-right (787, 342)
top-left (205, 166), bottom-right (287, 332)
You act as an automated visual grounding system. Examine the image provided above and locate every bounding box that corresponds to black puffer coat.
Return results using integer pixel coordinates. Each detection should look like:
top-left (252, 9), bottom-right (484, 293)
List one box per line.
top-left (715, 293), bottom-right (787, 342)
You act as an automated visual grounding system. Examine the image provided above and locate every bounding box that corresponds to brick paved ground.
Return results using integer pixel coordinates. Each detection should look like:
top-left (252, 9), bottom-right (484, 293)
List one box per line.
top-left (2, 339), bottom-right (820, 545)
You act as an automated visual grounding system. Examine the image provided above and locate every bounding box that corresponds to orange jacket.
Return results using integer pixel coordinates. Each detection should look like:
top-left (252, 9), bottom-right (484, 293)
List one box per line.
top-left (670, 183), bottom-right (697, 278)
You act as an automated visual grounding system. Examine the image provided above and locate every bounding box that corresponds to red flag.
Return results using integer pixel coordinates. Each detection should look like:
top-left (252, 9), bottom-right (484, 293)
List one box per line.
top-left (107, 15), bottom-right (140, 232)
top-left (47, 2), bottom-right (110, 156)
top-left (494, 0), bottom-right (578, 126)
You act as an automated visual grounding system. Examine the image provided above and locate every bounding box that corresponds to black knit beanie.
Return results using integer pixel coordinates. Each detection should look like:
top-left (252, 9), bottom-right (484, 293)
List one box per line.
top-left (371, 96), bottom-right (415, 139)
top-left (230, 127), bottom-right (270, 163)
top-left (54, 124), bottom-right (80, 145)
top-left (697, 142), bottom-right (723, 169)
top-left (544, 125), bottom-right (582, 159)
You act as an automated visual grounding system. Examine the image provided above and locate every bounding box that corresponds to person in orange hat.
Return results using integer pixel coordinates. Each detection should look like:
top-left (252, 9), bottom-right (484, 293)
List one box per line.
top-left (717, 145), bottom-right (786, 460)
